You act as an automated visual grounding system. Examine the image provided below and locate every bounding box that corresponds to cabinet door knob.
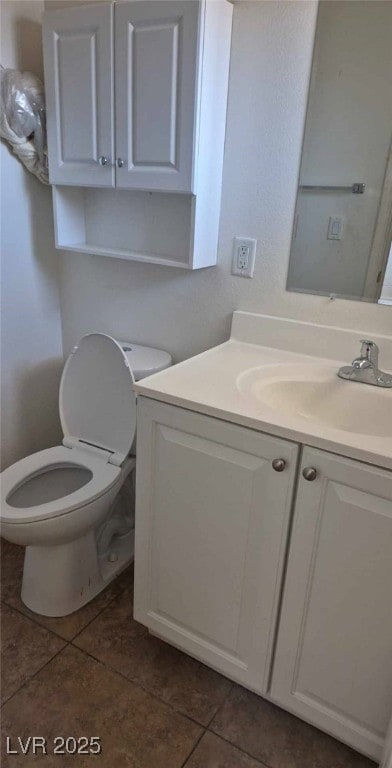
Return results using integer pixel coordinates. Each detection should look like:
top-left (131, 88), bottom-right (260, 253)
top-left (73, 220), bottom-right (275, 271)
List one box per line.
top-left (99, 156), bottom-right (109, 166)
top-left (117, 158), bottom-right (125, 168)
top-left (272, 458), bottom-right (286, 472)
top-left (302, 466), bottom-right (317, 481)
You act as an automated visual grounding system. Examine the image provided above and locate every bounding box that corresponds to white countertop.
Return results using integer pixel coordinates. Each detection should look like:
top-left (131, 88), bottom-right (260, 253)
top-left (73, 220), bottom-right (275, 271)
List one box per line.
top-left (135, 313), bottom-right (392, 471)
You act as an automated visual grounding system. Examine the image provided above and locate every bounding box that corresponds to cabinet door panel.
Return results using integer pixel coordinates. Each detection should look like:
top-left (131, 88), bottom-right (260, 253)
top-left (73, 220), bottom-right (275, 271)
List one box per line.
top-left (115, 1), bottom-right (200, 191)
top-left (271, 447), bottom-right (392, 761)
top-left (43, 3), bottom-right (114, 187)
top-left (134, 399), bottom-right (298, 692)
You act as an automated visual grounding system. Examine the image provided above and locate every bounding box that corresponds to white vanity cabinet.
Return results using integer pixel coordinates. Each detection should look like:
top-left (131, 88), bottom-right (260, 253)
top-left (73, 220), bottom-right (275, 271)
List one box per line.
top-left (134, 397), bottom-right (392, 761)
top-left (42, 1), bottom-right (233, 268)
top-left (134, 397), bottom-right (299, 694)
top-left (271, 447), bottom-right (392, 760)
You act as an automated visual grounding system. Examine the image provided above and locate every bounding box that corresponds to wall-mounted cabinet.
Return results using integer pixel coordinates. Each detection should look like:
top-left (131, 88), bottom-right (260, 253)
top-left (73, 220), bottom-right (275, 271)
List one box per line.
top-left (54, 186), bottom-right (195, 268)
top-left (43, 0), bottom-right (233, 268)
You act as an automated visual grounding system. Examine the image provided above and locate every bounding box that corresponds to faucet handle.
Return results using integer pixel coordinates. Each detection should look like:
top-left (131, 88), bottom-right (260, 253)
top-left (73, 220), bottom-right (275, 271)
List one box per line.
top-left (358, 340), bottom-right (379, 365)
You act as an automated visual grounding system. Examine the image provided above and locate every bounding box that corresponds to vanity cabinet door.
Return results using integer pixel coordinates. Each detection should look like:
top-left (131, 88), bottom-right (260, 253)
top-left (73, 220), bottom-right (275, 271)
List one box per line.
top-left (271, 447), bottom-right (392, 762)
top-left (115, 1), bottom-right (200, 192)
top-left (43, 3), bottom-right (115, 187)
top-left (134, 397), bottom-right (298, 693)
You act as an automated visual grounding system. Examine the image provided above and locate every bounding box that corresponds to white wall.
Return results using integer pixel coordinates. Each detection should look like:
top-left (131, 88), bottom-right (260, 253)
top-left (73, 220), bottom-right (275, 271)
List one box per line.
top-left (1, 0), bottom-right (389, 471)
top-left (57, 0), bottom-right (391, 364)
top-left (288, 1), bottom-right (392, 299)
top-left (0, 0), bottom-right (63, 470)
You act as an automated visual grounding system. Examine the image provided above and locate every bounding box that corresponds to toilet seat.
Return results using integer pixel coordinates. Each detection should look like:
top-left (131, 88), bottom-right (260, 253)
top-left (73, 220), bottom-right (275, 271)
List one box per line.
top-left (1, 335), bottom-right (138, 526)
top-left (1, 446), bottom-right (121, 525)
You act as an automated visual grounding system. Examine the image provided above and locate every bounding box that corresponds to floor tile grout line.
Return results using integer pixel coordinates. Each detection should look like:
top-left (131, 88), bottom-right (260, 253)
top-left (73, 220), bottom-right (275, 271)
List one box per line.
top-left (1, 598), bottom-right (70, 641)
top-left (1, 579), bottom-right (132, 644)
top-left (180, 726), bottom-right (207, 768)
top-left (205, 725), bottom-right (280, 768)
top-left (68, 641), bottom-right (218, 731)
top-left (67, 582), bottom-right (134, 642)
top-left (204, 681), bottom-right (234, 731)
top-left (206, 700), bottom-right (377, 768)
top-left (1, 641), bottom-right (71, 709)
top-left (204, 681), bottom-right (274, 768)
top-left (71, 607), bottom-right (147, 656)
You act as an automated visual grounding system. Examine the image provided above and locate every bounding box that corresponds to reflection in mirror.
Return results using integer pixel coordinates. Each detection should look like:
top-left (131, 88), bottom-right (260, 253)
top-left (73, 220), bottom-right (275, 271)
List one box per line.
top-left (287, 1), bottom-right (392, 304)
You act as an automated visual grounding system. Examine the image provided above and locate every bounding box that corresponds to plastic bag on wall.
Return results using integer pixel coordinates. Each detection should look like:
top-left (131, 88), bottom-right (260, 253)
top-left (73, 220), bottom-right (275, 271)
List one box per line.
top-left (0, 66), bottom-right (49, 184)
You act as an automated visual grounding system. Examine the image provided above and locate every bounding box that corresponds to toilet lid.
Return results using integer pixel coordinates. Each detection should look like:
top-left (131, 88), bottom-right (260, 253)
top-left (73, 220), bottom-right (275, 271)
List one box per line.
top-left (59, 334), bottom-right (136, 464)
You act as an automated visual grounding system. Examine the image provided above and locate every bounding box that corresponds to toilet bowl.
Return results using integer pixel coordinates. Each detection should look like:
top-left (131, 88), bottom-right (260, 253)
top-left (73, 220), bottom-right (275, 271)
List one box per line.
top-left (0, 334), bottom-right (171, 617)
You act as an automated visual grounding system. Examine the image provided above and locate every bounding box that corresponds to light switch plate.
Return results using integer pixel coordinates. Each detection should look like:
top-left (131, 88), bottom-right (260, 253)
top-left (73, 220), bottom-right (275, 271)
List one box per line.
top-left (327, 216), bottom-right (344, 241)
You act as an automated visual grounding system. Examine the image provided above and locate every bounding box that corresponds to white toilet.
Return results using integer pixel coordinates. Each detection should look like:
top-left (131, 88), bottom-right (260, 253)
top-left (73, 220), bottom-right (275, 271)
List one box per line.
top-left (0, 333), bottom-right (171, 617)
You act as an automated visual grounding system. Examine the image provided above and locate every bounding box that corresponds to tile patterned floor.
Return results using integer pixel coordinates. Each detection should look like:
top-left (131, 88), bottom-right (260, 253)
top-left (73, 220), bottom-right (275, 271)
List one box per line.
top-left (1, 538), bottom-right (377, 768)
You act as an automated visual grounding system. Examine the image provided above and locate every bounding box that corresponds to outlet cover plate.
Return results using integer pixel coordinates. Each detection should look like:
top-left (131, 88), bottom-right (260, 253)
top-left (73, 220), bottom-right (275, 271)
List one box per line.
top-left (232, 237), bottom-right (257, 277)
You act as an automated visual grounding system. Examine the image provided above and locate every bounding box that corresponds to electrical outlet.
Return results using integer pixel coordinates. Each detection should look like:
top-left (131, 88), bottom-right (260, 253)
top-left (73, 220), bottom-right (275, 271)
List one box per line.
top-left (232, 237), bottom-right (257, 277)
top-left (238, 245), bottom-right (250, 269)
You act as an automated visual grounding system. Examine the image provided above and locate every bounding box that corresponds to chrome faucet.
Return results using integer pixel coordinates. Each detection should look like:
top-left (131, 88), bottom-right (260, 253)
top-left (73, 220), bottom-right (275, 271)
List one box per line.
top-left (338, 340), bottom-right (392, 388)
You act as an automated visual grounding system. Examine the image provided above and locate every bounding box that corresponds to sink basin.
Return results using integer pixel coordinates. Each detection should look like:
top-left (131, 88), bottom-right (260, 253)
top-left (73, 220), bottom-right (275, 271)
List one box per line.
top-left (237, 363), bottom-right (392, 438)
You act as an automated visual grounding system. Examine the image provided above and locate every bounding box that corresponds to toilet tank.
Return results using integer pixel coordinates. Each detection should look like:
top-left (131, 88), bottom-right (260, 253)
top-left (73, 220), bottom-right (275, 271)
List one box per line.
top-left (118, 341), bottom-right (172, 381)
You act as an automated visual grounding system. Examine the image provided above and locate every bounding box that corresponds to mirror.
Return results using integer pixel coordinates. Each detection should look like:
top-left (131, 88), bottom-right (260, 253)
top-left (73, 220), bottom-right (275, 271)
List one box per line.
top-left (287, 1), bottom-right (392, 305)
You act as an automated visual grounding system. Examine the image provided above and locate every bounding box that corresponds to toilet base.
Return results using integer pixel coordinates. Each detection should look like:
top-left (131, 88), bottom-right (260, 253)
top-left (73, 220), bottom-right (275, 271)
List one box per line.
top-left (98, 528), bottom-right (135, 585)
top-left (21, 528), bottom-right (134, 617)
